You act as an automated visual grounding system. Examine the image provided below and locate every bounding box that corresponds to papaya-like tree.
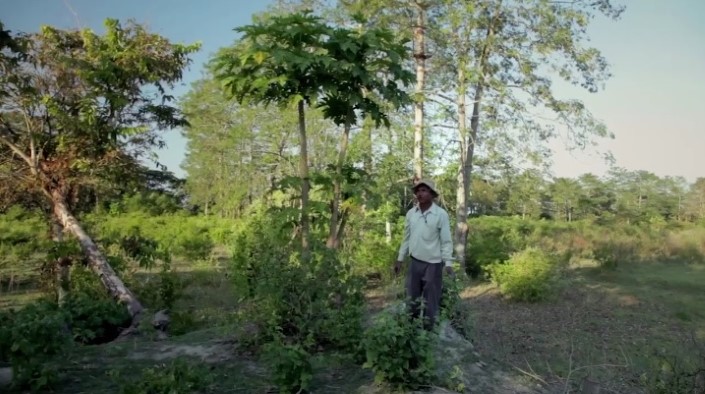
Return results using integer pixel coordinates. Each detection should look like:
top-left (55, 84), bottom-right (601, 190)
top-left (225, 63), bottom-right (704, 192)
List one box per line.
top-left (214, 11), bottom-right (412, 253)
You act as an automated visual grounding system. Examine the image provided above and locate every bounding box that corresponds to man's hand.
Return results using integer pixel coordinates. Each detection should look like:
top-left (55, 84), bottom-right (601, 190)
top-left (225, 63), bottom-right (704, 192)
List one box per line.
top-left (444, 265), bottom-right (455, 278)
top-left (393, 260), bottom-right (403, 276)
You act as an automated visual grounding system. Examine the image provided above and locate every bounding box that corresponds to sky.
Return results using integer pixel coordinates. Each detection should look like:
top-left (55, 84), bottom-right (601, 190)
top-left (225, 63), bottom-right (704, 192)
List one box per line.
top-left (1, 0), bottom-right (704, 183)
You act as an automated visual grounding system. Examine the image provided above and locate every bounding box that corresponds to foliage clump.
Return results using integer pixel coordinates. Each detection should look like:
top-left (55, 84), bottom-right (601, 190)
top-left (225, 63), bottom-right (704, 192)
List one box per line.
top-left (489, 247), bottom-right (560, 302)
top-left (0, 300), bottom-right (71, 391)
top-left (117, 359), bottom-right (211, 394)
top-left (362, 309), bottom-right (436, 390)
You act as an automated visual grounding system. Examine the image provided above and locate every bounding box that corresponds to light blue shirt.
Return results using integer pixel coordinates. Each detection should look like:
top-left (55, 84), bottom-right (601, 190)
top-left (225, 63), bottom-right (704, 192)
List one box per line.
top-left (397, 203), bottom-right (454, 266)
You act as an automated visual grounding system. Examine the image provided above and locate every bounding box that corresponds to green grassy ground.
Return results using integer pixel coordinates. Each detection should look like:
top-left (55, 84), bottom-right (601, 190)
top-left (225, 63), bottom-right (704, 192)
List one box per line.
top-left (466, 259), bottom-right (705, 393)
top-left (3, 255), bottom-right (703, 393)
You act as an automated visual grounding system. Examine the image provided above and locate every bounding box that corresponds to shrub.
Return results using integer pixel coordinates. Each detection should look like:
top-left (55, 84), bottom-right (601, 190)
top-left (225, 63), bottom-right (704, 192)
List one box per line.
top-left (466, 216), bottom-right (530, 277)
top-left (263, 341), bottom-right (313, 394)
top-left (362, 309), bottom-right (435, 390)
top-left (63, 292), bottom-right (131, 344)
top-left (440, 275), bottom-right (473, 338)
top-left (592, 237), bottom-right (635, 269)
top-left (231, 208), bottom-right (365, 354)
top-left (489, 247), bottom-right (559, 302)
top-left (0, 300), bottom-right (71, 391)
top-left (346, 230), bottom-right (397, 281)
top-left (118, 359), bottom-right (210, 394)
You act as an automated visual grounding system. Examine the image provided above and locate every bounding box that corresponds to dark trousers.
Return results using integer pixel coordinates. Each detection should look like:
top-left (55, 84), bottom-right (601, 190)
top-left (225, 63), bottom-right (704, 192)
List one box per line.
top-left (407, 256), bottom-right (443, 330)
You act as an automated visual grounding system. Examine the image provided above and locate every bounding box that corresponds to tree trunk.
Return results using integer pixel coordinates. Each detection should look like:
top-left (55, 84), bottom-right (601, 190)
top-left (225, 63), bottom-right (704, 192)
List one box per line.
top-left (452, 3), bottom-right (498, 271)
top-left (327, 118), bottom-right (351, 249)
top-left (454, 65), bottom-right (470, 273)
top-left (298, 99), bottom-right (311, 259)
top-left (385, 221), bottom-right (392, 244)
top-left (52, 218), bottom-right (70, 307)
top-left (413, 2), bottom-right (427, 183)
top-left (51, 189), bottom-right (143, 321)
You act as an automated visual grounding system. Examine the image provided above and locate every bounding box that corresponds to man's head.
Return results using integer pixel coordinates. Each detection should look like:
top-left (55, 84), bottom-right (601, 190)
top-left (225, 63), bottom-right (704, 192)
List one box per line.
top-left (413, 179), bottom-right (439, 204)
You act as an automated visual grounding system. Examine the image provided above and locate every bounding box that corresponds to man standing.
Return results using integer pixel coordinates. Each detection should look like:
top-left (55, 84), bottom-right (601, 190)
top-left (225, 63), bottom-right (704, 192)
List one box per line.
top-left (394, 179), bottom-right (454, 330)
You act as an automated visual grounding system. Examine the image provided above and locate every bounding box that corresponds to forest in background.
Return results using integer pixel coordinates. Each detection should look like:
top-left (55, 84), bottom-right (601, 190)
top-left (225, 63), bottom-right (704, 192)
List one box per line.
top-left (1, 0), bottom-right (704, 393)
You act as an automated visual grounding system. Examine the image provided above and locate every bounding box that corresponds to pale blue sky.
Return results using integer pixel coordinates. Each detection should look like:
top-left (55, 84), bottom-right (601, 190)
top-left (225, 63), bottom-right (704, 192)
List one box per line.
top-left (2, 0), bottom-right (703, 182)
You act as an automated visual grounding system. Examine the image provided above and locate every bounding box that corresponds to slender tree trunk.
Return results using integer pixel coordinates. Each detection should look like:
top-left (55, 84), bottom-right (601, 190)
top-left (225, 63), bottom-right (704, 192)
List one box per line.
top-left (413, 2), bottom-right (427, 183)
top-left (333, 209), bottom-right (349, 250)
top-left (362, 115), bottom-right (373, 176)
top-left (50, 189), bottom-right (143, 321)
top-left (298, 100), bottom-right (311, 259)
top-left (454, 65), bottom-right (470, 273)
top-left (327, 118), bottom-right (351, 249)
top-left (52, 218), bottom-right (70, 307)
top-left (385, 221), bottom-right (392, 244)
top-left (452, 3), bottom-right (498, 269)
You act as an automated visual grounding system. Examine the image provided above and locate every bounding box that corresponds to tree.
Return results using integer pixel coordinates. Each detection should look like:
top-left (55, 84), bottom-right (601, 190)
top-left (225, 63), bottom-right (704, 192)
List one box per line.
top-left (214, 11), bottom-right (412, 252)
top-left (505, 169), bottom-right (544, 219)
top-left (429, 0), bottom-right (623, 269)
top-left (550, 177), bottom-right (581, 221)
top-left (214, 12), bottom-right (329, 258)
top-left (685, 178), bottom-right (705, 222)
top-left (334, 0), bottom-right (442, 182)
top-left (0, 19), bottom-right (199, 322)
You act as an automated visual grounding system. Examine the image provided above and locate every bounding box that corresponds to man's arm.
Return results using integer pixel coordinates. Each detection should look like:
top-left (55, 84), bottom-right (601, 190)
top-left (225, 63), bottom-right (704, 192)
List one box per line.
top-left (397, 213), bottom-right (411, 262)
top-left (439, 210), bottom-right (454, 267)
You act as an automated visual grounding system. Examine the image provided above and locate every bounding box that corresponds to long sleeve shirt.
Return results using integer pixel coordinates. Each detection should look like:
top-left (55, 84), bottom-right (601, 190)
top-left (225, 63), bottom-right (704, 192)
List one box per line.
top-left (397, 203), bottom-right (454, 266)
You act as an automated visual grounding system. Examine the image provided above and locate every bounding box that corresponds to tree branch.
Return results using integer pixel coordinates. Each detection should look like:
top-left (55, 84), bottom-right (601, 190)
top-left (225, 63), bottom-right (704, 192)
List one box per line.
top-left (0, 134), bottom-right (33, 167)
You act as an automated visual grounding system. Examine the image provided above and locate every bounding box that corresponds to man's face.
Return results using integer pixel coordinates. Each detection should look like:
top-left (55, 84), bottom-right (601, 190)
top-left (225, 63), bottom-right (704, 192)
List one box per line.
top-left (414, 185), bottom-right (434, 204)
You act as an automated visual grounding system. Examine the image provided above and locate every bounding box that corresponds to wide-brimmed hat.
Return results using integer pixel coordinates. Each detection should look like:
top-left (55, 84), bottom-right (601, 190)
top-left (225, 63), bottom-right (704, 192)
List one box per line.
top-left (412, 179), bottom-right (439, 197)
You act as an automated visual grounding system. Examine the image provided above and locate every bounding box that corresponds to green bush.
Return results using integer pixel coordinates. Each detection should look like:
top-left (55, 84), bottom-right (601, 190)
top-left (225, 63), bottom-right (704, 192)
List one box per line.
top-left (230, 208), bottom-right (365, 353)
top-left (0, 300), bottom-right (71, 391)
top-left (63, 292), bottom-right (131, 344)
top-left (0, 207), bottom-right (52, 286)
top-left (362, 309), bottom-right (435, 390)
top-left (466, 216), bottom-right (530, 277)
top-left (440, 275), bottom-right (473, 338)
top-left (263, 341), bottom-right (313, 394)
top-left (118, 359), bottom-right (210, 394)
top-left (488, 247), bottom-right (559, 302)
top-left (86, 213), bottom-right (214, 262)
top-left (346, 230), bottom-right (397, 281)
top-left (592, 237), bottom-right (635, 269)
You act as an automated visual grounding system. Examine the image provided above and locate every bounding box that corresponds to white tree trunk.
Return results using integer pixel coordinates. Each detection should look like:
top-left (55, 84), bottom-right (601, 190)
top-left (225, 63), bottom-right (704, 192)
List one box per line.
top-left (454, 66), bottom-right (470, 272)
top-left (52, 219), bottom-right (70, 306)
top-left (413, 2), bottom-right (427, 183)
top-left (51, 189), bottom-right (143, 321)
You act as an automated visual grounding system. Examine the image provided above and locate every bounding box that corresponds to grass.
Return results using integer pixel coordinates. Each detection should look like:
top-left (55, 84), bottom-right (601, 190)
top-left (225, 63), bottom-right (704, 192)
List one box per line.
top-left (465, 259), bottom-right (705, 393)
top-left (4, 241), bottom-right (705, 393)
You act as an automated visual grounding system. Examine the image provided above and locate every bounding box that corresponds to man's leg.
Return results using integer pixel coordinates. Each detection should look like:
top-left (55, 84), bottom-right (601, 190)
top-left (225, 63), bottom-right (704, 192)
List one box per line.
top-left (407, 257), bottom-right (426, 320)
top-left (421, 262), bottom-right (444, 330)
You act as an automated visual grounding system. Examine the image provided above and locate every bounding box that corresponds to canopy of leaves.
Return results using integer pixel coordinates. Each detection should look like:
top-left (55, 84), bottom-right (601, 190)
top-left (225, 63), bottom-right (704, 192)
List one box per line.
top-left (0, 18), bottom-right (199, 204)
top-left (213, 10), bottom-right (414, 127)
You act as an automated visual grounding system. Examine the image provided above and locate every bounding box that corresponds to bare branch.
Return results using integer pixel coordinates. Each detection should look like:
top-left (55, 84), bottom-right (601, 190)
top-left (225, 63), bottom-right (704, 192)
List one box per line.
top-left (0, 134), bottom-right (32, 168)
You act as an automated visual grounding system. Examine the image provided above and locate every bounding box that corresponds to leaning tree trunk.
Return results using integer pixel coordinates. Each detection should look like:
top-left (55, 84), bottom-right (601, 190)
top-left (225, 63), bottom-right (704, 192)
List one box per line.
top-left (51, 218), bottom-right (71, 306)
top-left (51, 189), bottom-right (143, 321)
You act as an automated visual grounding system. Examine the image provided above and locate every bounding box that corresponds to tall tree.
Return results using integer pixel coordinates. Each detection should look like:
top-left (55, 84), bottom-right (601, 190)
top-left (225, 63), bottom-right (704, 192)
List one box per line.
top-left (214, 12), bottom-right (331, 258)
top-left (550, 177), bottom-right (581, 221)
top-left (0, 19), bottom-right (199, 322)
top-left (215, 11), bottom-right (412, 252)
top-left (430, 0), bottom-right (623, 269)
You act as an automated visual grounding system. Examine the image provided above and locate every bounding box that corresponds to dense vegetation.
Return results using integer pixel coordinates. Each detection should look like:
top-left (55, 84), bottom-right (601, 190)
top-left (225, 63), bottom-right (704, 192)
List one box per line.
top-left (2, 1), bottom-right (704, 393)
